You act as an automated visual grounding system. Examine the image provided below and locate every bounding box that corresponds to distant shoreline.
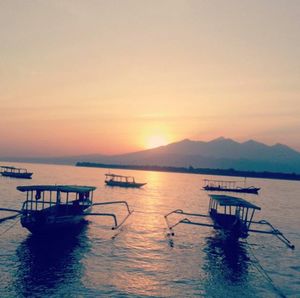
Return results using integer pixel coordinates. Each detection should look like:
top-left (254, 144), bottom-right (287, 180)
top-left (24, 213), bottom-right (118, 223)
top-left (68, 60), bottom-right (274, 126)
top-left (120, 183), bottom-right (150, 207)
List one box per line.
top-left (76, 162), bottom-right (300, 181)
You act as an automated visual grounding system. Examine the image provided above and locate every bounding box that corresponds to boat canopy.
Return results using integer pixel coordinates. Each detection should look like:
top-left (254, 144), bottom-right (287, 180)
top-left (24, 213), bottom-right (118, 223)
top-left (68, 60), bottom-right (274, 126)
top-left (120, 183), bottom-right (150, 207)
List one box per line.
top-left (17, 185), bottom-right (96, 193)
top-left (1, 166), bottom-right (28, 171)
top-left (105, 174), bottom-right (134, 179)
top-left (209, 194), bottom-right (261, 210)
top-left (203, 179), bottom-right (245, 186)
top-left (1, 166), bottom-right (30, 172)
top-left (1, 166), bottom-right (17, 170)
top-left (204, 179), bottom-right (243, 183)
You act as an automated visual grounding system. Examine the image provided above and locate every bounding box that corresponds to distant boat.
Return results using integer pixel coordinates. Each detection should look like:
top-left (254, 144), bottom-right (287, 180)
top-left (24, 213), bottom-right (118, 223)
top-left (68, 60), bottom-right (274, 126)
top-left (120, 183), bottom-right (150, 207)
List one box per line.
top-left (203, 179), bottom-right (260, 194)
top-left (0, 166), bottom-right (33, 179)
top-left (105, 173), bottom-right (146, 188)
top-left (0, 185), bottom-right (133, 234)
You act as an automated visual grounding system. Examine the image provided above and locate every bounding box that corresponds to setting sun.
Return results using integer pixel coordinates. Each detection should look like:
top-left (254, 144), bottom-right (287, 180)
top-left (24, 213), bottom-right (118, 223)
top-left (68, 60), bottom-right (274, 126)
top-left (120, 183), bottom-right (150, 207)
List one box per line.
top-left (146, 135), bottom-right (168, 149)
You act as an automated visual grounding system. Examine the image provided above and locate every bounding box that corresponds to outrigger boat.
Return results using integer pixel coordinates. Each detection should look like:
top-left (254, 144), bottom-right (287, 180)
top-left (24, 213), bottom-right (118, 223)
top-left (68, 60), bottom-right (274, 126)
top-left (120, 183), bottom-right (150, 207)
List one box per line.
top-left (165, 194), bottom-right (294, 249)
top-left (0, 185), bottom-right (133, 234)
top-left (0, 166), bottom-right (33, 179)
top-left (203, 179), bottom-right (260, 194)
top-left (105, 173), bottom-right (146, 188)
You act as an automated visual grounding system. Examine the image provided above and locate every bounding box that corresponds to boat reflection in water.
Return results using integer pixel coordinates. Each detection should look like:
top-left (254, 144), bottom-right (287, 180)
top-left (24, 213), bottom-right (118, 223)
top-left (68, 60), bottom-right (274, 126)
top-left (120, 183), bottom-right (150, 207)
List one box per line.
top-left (204, 231), bottom-right (250, 282)
top-left (14, 224), bottom-right (90, 297)
top-left (202, 231), bottom-right (252, 296)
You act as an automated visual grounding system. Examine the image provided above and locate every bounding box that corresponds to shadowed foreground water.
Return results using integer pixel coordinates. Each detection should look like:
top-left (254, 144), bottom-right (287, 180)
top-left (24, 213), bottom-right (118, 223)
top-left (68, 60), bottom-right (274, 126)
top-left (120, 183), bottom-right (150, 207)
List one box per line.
top-left (0, 163), bottom-right (300, 297)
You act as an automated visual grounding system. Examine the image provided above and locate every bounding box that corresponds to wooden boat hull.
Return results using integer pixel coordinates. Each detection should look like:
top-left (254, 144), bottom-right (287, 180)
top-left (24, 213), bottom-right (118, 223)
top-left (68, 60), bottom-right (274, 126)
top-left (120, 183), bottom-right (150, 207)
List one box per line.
top-left (203, 186), bottom-right (259, 194)
top-left (210, 209), bottom-right (248, 239)
top-left (21, 215), bottom-right (88, 234)
top-left (21, 205), bottom-right (92, 234)
top-left (1, 172), bottom-right (33, 179)
top-left (105, 181), bottom-right (146, 188)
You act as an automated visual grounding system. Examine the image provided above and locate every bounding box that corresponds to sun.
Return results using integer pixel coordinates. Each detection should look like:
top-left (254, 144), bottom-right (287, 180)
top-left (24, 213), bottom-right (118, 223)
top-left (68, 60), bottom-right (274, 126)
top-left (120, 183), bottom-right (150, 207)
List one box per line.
top-left (146, 135), bottom-right (168, 149)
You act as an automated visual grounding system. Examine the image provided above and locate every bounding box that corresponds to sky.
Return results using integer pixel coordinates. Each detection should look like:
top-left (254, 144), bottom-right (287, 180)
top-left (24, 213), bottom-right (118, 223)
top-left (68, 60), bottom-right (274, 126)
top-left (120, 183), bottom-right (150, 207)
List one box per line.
top-left (0, 0), bottom-right (299, 157)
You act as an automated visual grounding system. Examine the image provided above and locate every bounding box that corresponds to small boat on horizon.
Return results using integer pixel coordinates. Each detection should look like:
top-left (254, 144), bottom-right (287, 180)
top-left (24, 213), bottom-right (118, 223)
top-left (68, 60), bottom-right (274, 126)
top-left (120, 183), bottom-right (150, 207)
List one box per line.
top-left (0, 185), bottom-right (133, 234)
top-left (0, 166), bottom-right (33, 179)
top-left (203, 179), bottom-right (260, 194)
top-left (105, 173), bottom-right (146, 188)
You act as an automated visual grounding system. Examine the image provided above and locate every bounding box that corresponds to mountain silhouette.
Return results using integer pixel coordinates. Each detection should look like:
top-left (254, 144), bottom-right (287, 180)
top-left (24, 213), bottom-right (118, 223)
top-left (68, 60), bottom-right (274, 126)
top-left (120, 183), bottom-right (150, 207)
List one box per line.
top-left (75, 137), bottom-right (300, 173)
top-left (2, 138), bottom-right (300, 173)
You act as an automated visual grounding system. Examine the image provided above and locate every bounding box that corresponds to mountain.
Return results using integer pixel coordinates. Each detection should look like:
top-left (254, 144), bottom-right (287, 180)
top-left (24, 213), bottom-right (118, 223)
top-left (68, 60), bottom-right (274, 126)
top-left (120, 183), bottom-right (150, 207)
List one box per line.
top-left (74, 137), bottom-right (300, 173)
top-left (84, 137), bottom-right (300, 173)
top-left (2, 137), bottom-right (300, 173)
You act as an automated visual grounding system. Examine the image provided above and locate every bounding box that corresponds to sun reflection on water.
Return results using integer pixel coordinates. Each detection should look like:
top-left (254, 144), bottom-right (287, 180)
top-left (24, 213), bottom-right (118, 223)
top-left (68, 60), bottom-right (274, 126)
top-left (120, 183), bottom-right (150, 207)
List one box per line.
top-left (1, 163), bottom-right (299, 297)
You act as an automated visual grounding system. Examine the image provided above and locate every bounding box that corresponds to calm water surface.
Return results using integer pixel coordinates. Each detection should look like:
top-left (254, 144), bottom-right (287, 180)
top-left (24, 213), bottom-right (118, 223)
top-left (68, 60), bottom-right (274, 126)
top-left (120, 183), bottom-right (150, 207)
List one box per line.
top-left (0, 163), bottom-right (300, 297)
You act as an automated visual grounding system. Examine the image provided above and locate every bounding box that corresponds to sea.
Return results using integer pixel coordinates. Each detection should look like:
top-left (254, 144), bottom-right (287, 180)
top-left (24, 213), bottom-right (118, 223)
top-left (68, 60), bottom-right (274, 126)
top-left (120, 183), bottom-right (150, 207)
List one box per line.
top-left (0, 162), bottom-right (299, 298)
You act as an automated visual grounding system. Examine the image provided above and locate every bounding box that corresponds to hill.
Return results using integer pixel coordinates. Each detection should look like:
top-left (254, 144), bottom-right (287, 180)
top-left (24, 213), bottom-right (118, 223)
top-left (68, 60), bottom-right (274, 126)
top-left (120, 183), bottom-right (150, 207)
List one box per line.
top-left (2, 137), bottom-right (300, 174)
top-left (75, 137), bottom-right (300, 173)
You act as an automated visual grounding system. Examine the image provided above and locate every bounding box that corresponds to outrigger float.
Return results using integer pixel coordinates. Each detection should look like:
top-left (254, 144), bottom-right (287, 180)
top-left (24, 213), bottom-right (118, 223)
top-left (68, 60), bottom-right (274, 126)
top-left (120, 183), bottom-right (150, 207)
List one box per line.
top-left (0, 185), bottom-right (133, 234)
top-left (203, 179), bottom-right (260, 194)
top-left (165, 194), bottom-right (294, 249)
top-left (0, 166), bottom-right (33, 179)
top-left (105, 173), bottom-right (146, 188)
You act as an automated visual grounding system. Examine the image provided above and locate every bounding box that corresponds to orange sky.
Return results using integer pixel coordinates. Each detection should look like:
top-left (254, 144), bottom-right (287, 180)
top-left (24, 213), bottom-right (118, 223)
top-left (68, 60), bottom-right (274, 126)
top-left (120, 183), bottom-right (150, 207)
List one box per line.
top-left (0, 1), bottom-right (299, 157)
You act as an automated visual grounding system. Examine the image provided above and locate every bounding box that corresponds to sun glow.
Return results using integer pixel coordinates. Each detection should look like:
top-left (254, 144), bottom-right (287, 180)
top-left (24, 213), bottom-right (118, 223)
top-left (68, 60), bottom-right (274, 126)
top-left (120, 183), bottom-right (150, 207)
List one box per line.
top-left (146, 135), bottom-right (168, 149)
